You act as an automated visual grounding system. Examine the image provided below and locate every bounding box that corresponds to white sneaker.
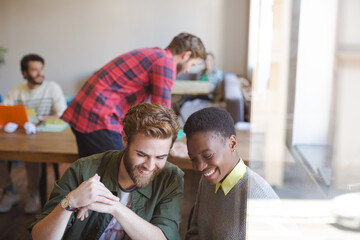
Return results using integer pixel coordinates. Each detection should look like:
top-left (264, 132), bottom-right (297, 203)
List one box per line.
top-left (0, 191), bottom-right (19, 213)
top-left (24, 193), bottom-right (40, 214)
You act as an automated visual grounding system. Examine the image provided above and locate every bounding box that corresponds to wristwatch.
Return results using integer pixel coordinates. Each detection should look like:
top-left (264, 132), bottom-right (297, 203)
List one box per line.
top-left (60, 196), bottom-right (76, 211)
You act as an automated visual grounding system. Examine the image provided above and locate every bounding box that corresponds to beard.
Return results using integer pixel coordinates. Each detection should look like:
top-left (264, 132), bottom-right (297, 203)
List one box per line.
top-left (123, 149), bottom-right (161, 188)
top-left (176, 62), bottom-right (185, 75)
top-left (176, 58), bottom-right (191, 75)
top-left (27, 75), bottom-right (44, 86)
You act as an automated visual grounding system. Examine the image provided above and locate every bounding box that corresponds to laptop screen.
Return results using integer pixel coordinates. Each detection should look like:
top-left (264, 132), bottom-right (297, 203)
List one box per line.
top-left (0, 105), bottom-right (30, 127)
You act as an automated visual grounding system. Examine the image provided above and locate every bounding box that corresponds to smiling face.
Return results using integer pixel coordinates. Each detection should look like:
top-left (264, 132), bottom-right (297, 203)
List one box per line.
top-left (187, 131), bottom-right (238, 185)
top-left (122, 133), bottom-right (173, 188)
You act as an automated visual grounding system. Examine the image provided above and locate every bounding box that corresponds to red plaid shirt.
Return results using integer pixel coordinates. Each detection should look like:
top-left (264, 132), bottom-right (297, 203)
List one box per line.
top-left (61, 48), bottom-right (176, 134)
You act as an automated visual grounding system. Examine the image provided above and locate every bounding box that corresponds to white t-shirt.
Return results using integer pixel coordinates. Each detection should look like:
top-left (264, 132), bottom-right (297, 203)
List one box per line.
top-left (99, 190), bottom-right (132, 240)
top-left (3, 81), bottom-right (67, 116)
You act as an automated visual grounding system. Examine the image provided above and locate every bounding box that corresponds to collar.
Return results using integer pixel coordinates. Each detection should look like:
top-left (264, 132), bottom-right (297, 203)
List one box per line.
top-left (97, 150), bottom-right (123, 194)
top-left (28, 81), bottom-right (45, 92)
top-left (136, 181), bottom-right (153, 199)
top-left (164, 48), bottom-right (173, 57)
top-left (215, 158), bottom-right (247, 196)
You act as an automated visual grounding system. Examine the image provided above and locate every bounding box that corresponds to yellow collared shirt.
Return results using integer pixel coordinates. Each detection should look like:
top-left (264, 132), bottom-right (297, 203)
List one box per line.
top-left (215, 159), bottom-right (247, 196)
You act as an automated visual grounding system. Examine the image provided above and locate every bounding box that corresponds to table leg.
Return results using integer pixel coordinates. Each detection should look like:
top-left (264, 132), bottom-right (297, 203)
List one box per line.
top-left (39, 163), bottom-right (47, 206)
top-left (53, 163), bottom-right (60, 180)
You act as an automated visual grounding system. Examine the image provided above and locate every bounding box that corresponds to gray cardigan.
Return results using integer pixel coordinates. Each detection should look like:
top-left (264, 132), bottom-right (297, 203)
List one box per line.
top-left (186, 167), bottom-right (279, 240)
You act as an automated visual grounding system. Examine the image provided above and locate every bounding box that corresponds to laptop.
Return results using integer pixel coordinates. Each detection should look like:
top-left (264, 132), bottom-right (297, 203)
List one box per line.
top-left (0, 105), bottom-right (30, 127)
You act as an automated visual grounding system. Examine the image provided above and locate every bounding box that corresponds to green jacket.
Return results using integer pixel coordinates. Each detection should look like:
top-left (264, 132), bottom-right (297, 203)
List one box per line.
top-left (29, 150), bottom-right (184, 240)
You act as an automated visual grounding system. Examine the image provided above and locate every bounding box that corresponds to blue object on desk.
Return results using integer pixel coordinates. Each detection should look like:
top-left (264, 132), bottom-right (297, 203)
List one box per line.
top-left (177, 129), bottom-right (184, 140)
top-left (65, 94), bottom-right (75, 106)
top-left (36, 120), bottom-right (68, 132)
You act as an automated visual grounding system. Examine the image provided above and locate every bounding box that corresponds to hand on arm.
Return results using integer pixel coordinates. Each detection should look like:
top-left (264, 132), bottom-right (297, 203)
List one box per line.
top-left (84, 171), bottom-right (184, 240)
top-left (72, 174), bottom-right (120, 221)
top-left (67, 174), bottom-right (119, 208)
top-left (32, 174), bottom-right (119, 240)
top-left (86, 201), bottom-right (167, 240)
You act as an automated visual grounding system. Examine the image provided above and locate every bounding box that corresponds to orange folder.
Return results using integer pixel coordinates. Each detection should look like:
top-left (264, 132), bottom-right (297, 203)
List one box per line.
top-left (0, 105), bottom-right (29, 127)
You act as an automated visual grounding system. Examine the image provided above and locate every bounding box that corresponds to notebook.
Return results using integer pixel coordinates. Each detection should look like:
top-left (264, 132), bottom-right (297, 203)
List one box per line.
top-left (0, 105), bottom-right (30, 127)
top-left (36, 119), bottom-right (68, 132)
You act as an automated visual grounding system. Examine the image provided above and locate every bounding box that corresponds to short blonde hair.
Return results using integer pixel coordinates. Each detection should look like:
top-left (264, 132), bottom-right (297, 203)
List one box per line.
top-left (122, 102), bottom-right (180, 144)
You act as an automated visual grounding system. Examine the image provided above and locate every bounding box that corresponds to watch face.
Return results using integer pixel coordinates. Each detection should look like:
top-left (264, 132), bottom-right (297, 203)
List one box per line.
top-left (61, 197), bottom-right (69, 209)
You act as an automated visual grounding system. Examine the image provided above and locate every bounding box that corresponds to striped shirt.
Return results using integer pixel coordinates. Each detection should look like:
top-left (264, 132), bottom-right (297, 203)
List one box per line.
top-left (99, 190), bottom-right (133, 240)
top-left (3, 81), bottom-right (66, 116)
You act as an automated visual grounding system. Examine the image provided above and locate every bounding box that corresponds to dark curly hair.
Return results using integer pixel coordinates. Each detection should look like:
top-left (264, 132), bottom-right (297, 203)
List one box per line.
top-left (184, 107), bottom-right (236, 139)
top-left (21, 54), bottom-right (44, 72)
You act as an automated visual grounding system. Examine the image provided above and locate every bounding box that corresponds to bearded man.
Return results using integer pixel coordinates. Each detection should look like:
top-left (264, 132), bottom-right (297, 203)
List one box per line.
top-left (0, 54), bottom-right (66, 214)
top-left (30, 102), bottom-right (184, 240)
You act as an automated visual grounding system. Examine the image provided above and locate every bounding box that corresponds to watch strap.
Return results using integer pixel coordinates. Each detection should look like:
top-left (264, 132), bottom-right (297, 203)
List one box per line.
top-left (63, 196), bottom-right (76, 211)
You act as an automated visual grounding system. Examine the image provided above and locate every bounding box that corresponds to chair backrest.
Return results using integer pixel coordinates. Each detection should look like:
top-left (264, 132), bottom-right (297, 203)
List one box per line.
top-left (224, 73), bottom-right (245, 123)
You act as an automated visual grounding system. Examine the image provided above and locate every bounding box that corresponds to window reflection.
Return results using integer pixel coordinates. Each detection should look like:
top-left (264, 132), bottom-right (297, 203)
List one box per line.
top-left (247, 0), bottom-right (360, 238)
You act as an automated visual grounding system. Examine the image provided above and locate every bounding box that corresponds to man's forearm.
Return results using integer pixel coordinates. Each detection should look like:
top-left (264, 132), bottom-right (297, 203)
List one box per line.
top-left (32, 174), bottom-right (120, 239)
top-left (112, 203), bottom-right (167, 240)
top-left (32, 204), bottom-right (72, 240)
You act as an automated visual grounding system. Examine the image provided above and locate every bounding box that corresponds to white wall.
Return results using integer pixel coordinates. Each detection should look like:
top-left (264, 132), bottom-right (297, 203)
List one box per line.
top-left (331, 0), bottom-right (360, 189)
top-left (292, 0), bottom-right (337, 145)
top-left (222, 0), bottom-right (249, 75)
top-left (337, 0), bottom-right (360, 46)
top-left (0, 0), bottom-right (249, 97)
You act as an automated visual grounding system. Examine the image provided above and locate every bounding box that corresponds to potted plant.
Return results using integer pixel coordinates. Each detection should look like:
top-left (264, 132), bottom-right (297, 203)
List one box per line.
top-left (0, 46), bottom-right (7, 65)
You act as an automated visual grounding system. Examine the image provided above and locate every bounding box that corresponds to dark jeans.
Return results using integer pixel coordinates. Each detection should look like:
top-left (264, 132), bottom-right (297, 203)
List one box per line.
top-left (71, 128), bottom-right (124, 158)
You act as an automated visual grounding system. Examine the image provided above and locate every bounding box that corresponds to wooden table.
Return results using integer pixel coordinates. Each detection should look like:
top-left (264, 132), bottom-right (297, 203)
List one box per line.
top-left (0, 125), bottom-right (251, 204)
top-left (0, 126), bottom-right (78, 205)
top-left (171, 80), bottom-right (212, 122)
top-left (0, 125), bottom-right (198, 169)
top-left (0, 127), bottom-right (78, 163)
top-left (0, 126), bottom-right (196, 204)
top-left (172, 80), bottom-right (211, 96)
top-left (0, 126), bottom-right (194, 205)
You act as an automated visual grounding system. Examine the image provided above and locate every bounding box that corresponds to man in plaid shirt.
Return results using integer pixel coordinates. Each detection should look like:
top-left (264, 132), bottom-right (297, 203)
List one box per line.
top-left (62, 33), bottom-right (206, 157)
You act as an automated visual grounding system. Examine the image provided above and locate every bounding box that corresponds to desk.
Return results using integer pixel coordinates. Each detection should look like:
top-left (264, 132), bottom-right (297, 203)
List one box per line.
top-left (0, 126), bottom-right (194, 205)
top-left (0, 127), bottom-right (78, 205)
top-left (0, 126), bottom-right (250, 204)
top-left (0, 126), bottom-right (197, 204)
top-left (0, 125), bottom-right (203, 168)
top-left (0, 127), bottom-right (78, 163)
top-left (171, 80), bottom-right (212, 121)
top-left (172, 80), bottom-right (211, 96)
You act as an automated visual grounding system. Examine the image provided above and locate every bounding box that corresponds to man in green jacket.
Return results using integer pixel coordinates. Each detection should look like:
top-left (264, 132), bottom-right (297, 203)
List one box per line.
top-left (30, 102), bottom-right (184, 240)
